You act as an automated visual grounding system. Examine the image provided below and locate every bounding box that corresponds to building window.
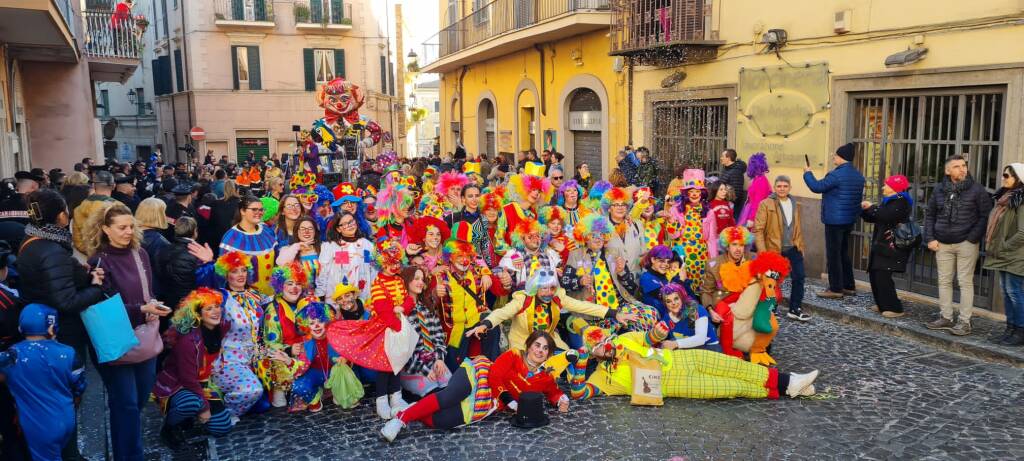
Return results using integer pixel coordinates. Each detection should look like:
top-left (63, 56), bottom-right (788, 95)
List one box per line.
top-left (136, 88), bottom-right (145, 115)
top-left (314, 49), bottom-right (335, 85)
top-left (304, 48), bottom-right (345, 91)
top-left (232, 46), bottom-right (261, 90)
top-left (380, 55), bottom-right (387, 95)
top-left (434, 100), bottom-right (440, 112)
top-left (99, 89), bottom-right (110, 117)
top-left (651, 98), bottom-right (728, 187)
top-left (473, 0), bottom-right (489, 24)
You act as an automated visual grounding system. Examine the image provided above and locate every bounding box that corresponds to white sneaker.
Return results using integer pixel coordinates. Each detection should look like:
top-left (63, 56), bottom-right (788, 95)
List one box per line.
top-left (271, 389), bottom-right (287, 408)
top-left (389, 391), bottom-right (410, 417)
top-left (380, 418), bottom-right (405, 443)
top-left (786, 370), bottom-right (819, 398)
top-left (229, 415), bottom-right (240, 426)
top-left (375, 396), bottom-right (392, 420)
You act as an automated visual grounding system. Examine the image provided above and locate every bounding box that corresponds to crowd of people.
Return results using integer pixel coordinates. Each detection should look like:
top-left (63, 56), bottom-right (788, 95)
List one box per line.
top-left (0, 140), bottom-right (1021, 460)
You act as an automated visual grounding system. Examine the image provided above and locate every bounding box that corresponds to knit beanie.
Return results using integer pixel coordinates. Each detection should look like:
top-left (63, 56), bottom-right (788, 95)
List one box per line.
top-left (836, 143), bottom-right (856, 162)
top-left (19, 303), bottom-right (57, 336)
top-left (884, 175), bottom-right (910, 193)
top-left (1008, 163), bottom-right (1024, 184)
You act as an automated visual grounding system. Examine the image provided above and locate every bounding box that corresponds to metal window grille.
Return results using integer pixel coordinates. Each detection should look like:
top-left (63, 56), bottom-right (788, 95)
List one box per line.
top-left (848, 88), bottom-right (1004, 308)
top-left (651, 98), bottom-right (727, 191)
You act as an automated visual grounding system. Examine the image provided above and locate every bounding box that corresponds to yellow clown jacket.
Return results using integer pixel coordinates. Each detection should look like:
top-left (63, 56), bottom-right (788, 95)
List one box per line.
top-left (481, 288), bottom-right (609, 351)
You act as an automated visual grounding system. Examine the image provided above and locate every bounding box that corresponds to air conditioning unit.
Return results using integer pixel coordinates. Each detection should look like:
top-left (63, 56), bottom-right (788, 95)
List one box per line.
top-left (834, 10), bottom-right (852, 34)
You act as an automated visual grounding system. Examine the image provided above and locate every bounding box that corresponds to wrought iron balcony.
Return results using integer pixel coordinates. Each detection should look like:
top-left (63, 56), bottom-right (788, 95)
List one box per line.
top-left (420, 0), bottom-right (610, 72)
top-left (214, 0), bottom-right (274, 27)
top-left (294, 0), bottom-right (353, 30)
top-left (610, 0), bottom-right (723, 66)
top-left (82, 9), bottom-right (141, 82)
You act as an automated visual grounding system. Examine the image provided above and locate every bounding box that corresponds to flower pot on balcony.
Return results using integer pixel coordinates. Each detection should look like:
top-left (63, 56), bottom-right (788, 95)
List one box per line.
top-left (294, 4), bottom-right (311, 23)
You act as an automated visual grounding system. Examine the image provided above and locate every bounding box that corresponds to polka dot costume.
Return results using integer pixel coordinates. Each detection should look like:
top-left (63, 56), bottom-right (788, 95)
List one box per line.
top-left (681, 204), bottom-right (709, 283)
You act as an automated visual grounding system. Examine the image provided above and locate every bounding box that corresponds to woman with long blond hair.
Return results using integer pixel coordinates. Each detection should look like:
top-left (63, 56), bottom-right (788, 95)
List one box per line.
top-left (86, 200), bottom-right (171, 460)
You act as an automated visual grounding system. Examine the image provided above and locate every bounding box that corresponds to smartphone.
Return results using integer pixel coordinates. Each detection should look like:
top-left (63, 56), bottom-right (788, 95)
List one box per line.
top-left (153, 302), bottom-right (172, 312)
top-left (804, 155), bottom-right (811, 167)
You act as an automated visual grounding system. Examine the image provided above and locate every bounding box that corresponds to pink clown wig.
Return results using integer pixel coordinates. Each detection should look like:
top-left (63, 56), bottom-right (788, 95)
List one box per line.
top-left (436, 171), bottom-right (470, 197)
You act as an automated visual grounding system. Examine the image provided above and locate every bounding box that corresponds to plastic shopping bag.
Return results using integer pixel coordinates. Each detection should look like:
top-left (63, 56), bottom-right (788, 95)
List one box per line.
top-left (326, 361), bottom-right (365, 409)
top-left (81, 294), bottom-right (139, 363)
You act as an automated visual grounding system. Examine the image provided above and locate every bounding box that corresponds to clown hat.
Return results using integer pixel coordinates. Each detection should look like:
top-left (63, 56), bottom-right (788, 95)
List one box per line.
top-left (331, 283), bottom-right (359, 301)
top-left (523, 162), bottom-right (546, 178)
top-left (443, 222), bottom-right (477, 263)
top-left (423, 166), bottom-right (437, 178)
top-left (524, 267), bottom-right (558, 296)
top-left (331, 182), bottom-right (360, 207)
top-left (462, 162), bottom-right (482, 176)
top-left (450, 221), bottom-right (473, 243)
top-left (410, 216), bottom-right (451, 245)
top-left (682, 169), bottom-right (706, 191)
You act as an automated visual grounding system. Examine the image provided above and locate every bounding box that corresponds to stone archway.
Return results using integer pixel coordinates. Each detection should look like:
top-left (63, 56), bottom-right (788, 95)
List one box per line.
top-left (558, 74), bottom-right (610, 179)
top-left (513, 78), bottom-right (541, 157)
top-left (475, 90), bottom-right (498, 159)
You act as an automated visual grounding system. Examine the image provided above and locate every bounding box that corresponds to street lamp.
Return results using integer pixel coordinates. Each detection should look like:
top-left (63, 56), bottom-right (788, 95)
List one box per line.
top-left (407, 49), bottom-right (418, 61)
top-left (127, 89), bottom-right (137, 105)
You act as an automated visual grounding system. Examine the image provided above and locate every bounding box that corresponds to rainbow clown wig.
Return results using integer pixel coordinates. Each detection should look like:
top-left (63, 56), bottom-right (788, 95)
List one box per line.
top-left (171, 288), bottom-right (224, 334)
top-left (509, 217), bottom-right (546, 250)
top-left (556, 179), bottom-right (585, 206)
top-left (215, 251), bottom-right (254, 279)
top-left (600, 187), bottom-right (634, 213)
top-left (538, 205), bottom-right (568, 228)
top-left (508, 173), bottom-right (554, 205)
top-left (296, 301), bottom-right (333, 334)
top-left (270, 261), bottom-right (310, 293)
top-left (572, 213), bottom-right (614, 244)
top-left (375, 183), bottom-right (414, 227)
top-left (480, 189), bottom-right (505, 216)
top-left (719, 226), bottom-right (755, 250)
top-left (375, 236), bottom-right (407, 269)
top-left (443, 222), bottom-right (477, 264)
top-left (436, 171), bottom-right (470, 197)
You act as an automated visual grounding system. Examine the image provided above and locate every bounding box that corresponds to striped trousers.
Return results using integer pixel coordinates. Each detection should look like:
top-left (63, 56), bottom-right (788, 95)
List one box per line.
top-left (165, 390), bottom-right (233, 436)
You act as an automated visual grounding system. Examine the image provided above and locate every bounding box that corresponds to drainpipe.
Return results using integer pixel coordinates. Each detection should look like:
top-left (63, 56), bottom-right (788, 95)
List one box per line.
top-left (180, 0), bottom-right (193, 168)
top-left (627, 58), bottom-right (633, 145)
top-left (534, 44), bottom-right (546, 116)
top-left (457, 65), bottom-right (467, 143)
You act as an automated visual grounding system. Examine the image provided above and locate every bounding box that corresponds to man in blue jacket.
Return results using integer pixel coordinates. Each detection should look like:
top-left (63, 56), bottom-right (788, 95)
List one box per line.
top-left (804, 143), bottom-right (866, 299)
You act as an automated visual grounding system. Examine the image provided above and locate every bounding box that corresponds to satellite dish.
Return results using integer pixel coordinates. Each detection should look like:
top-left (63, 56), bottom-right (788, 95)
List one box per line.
top-left (103, 119), bottom-right (119, 140)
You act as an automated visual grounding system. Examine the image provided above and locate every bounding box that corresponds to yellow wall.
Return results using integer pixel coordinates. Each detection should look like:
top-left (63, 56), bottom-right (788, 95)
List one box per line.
top-left (438, 29), bottom-right (629, 178)
top-left (631, 1), bottom-right (1024, 199)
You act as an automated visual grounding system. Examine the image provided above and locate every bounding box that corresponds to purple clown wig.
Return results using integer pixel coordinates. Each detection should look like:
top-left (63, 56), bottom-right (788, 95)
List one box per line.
top-left (746, 152), bottom-right (770, 179)
top-left (659, 282), bottom-right (691, 303)
top-left (641, 245), bottom-right (675, 269)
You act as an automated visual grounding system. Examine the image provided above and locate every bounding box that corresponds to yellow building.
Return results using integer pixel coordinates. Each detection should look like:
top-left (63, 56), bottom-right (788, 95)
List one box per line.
top-left (611, 0), bottom-right (1024, 310)
top-left (421, 0), bottom-right (628, 178)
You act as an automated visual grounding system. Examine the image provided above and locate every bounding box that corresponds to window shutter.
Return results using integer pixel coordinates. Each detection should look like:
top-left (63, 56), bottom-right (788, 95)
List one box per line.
top-left (379, 55), bottom-right (387, 94)
top-left (303, 48), bottom-right (315, 91)
top-left (231, 46), bottom-right (239, 90)
top-left (174, 49), bottom-right (184, 92)
top-left (334, 49), bottom-right (346, 79)
top-left (151, 59), bottom-right (162, 96)
top-left (231, 0), bottom-right (243, 20)
top-left (254, 0), bottom-right (266, 21)
top-left (247, 46), bottom-right (262, 90)
top-left (311, 0), bottom-right (323, 23)
top-left (330, 0), bottom-right (343, 23)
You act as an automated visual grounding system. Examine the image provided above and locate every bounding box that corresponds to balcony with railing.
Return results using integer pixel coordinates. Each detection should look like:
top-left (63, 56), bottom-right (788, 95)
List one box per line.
top-left (214, 0), bottom-right (275, 29)
top-left (420, 0), bottom-right (611, 73)
top-left (294, 0), bottom-right (353, 32)
top-left (0, 0), bottom-right (79, 62)
top-left (83, 9), bottom-right (141, 82)
top-left (610, 0), bottom-right (723, 65)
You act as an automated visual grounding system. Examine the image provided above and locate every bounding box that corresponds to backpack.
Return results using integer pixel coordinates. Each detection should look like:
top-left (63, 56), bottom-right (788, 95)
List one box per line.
top-left (892, 221), bottom-right (922, 250)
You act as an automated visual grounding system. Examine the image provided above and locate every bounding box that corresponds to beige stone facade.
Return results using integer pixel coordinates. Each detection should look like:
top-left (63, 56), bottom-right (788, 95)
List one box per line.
top-left (155, 0), bottom-right (404, 164)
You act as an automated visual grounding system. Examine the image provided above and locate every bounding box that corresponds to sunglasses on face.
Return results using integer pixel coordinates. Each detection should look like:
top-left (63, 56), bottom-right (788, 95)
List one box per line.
top-left (1004, 173), bottom-right (1013, 179)
top-left (552, 176), bottom-right (564, 180)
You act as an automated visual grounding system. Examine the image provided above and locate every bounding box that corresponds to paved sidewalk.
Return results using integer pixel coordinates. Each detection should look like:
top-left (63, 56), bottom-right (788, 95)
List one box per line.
top-left (793, 278), bottom-right (1024, 367)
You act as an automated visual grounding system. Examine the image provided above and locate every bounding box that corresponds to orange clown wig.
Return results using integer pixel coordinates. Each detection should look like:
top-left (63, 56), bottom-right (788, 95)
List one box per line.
top-left (509, 217), bottom-right (545, 250)
top-left (600, 187), bottom-right (634, 213)
top-left (718, 226), bottom-right (755, 250)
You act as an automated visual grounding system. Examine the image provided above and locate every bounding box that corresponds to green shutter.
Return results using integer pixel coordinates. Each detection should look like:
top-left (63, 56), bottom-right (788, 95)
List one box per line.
top-left (330, 0), bottom-right (343, 24)
top-left (334, 49), bottom-right (345, 78)
top-left (231, 0), bottom-right (243, 20)
top-left (231, 46), bottom-right (239, 90)
top-left (247, 46), bottom-right (261, 90)
top-left (303, 48), bottom-right (315, 91)
top-left (254, 0), bottom-right (266, 21)
top-left (174, 49), bottom-right (184, 92)
top-left (311, 0), bottom-right (323, 23)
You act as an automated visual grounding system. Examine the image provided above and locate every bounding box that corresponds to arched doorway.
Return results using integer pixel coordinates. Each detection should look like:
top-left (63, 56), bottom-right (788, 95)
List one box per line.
top-left (517, 90), bottom-right (537, 153)
top-left (568, 88), bottom-right (602, 177)
top-left (449, 97), bottom-right (460, 154)
top-left (477, 97), bottom-right (496, 158)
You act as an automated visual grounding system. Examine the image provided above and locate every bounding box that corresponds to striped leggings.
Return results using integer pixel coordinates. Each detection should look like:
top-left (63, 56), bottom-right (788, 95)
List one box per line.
top-left (165, 390), bottom-right (233, 436)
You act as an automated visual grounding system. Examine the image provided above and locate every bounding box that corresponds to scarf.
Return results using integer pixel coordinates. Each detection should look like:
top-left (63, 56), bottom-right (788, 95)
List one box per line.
top-left (940, 176), bottom-right (972, 221)
top-left (987, 187), bottom-right (1024, 245)
top-left (25, 223), bottom-right (73, 249)
top-left (201, 324), bottom-right (222, 354)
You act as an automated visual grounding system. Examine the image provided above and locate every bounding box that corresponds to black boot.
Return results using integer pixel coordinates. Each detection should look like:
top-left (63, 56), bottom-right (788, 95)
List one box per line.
top-left (160, 422), bottom-right (186, 450)
top-left (991, 324), bottom-right (1014, 343)
top-left (999, 327), bottom-right (1024, 347)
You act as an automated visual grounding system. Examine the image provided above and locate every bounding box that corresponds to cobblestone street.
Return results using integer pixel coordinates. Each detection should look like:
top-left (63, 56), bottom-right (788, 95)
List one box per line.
top-left (125, 314), bottom-right (1024, 461)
